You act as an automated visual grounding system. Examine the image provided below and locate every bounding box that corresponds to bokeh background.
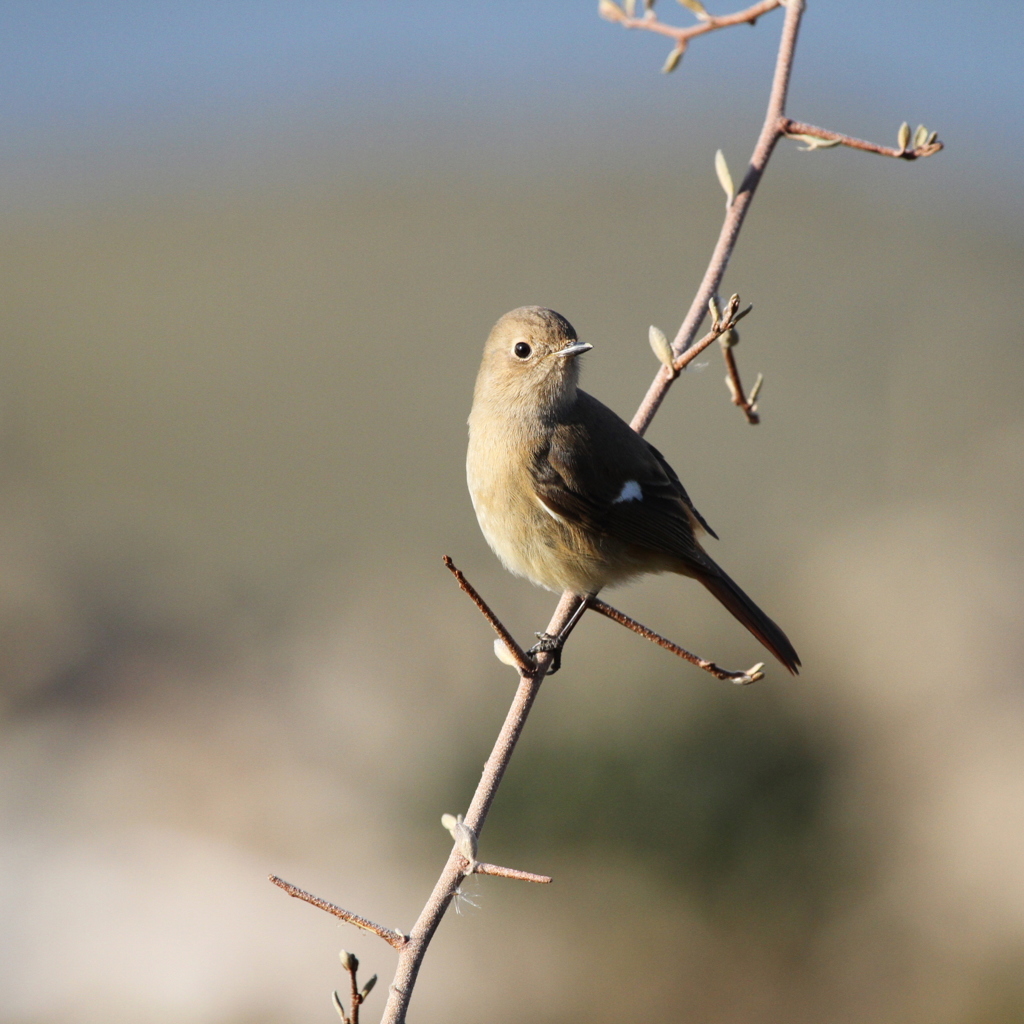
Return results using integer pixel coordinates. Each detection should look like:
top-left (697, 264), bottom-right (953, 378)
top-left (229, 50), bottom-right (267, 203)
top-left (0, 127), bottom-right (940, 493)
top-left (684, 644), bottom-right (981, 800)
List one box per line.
top-left (1, 2), bottom-right (1023, 1022)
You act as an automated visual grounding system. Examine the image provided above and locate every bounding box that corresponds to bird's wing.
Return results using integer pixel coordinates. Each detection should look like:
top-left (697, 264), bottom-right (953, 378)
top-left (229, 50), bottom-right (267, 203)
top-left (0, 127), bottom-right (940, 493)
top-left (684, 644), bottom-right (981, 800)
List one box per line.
top-left (531, 391), bottom-right (717, 563)
top-left (645, 441), bottom-right (718, 539)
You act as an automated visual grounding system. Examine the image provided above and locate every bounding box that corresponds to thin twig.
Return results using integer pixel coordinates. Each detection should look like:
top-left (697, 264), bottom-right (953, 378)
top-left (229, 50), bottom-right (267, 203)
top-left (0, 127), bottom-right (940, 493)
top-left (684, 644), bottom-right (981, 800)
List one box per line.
top-left (720, 341), bottom-right (760, 424)
top-left (333, 990), bottom-right (349, 1024)
top-left (349, 964), bottom-right (361, 1024)
top-left (781, 118), bottom-right (943, 160)
top-left (443, 555), bottom-right (537, 675)
top-left (588, 597), bottom-right (764, 684)
top-left (472, 861), bottom-right (553, 884)
top-left (608, 0), bottom-right (783, 47)
top-left (269, 876), bottom-right (407, 950)
top-left (671, 297), bottom-right (750, 374)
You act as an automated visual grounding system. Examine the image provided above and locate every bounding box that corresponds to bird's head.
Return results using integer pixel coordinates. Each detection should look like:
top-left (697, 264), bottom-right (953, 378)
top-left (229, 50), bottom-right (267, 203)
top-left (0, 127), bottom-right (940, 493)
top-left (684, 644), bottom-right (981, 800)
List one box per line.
top-left (473, 306), bottom-right (592, 418)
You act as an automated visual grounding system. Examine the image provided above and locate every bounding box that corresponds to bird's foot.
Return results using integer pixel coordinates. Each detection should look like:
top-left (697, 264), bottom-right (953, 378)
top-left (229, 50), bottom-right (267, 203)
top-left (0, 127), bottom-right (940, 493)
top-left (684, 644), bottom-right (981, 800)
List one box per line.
top-left (527, 632), bottom-right (563, 674)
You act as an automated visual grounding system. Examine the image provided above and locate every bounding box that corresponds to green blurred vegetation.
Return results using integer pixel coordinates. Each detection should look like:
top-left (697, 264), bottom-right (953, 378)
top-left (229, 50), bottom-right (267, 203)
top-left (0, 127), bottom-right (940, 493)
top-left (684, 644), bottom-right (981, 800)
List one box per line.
top-left (467, 687), bottom-right (847, 920)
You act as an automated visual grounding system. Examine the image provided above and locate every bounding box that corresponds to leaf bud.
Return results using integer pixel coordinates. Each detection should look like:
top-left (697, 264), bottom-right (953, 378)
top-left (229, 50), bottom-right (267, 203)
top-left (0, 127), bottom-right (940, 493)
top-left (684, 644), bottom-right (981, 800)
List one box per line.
top-left (332, 990), bottom-right (348, 1022)
top-left (648, 325), bottom-right (674, 369)
top-left (599, 0), bottom-right (626, 21)
top-left (714, 149), bottom-right (735, 205)
top-left (454, 819), bottom-right (478, 864)
top-left (678, 0), bottom-right (710, 19)
top-left (493, 638), bottom-right (518, 667)
top-left (661, 46), bottom-right (683, 73)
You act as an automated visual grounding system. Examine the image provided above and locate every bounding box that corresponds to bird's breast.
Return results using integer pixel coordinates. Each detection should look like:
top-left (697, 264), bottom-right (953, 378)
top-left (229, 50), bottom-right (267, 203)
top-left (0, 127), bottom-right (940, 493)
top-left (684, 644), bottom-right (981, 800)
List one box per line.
top-left (466, 410), bottom-right (644, 594)
top-left (467, 419), bottom-right (558, 585)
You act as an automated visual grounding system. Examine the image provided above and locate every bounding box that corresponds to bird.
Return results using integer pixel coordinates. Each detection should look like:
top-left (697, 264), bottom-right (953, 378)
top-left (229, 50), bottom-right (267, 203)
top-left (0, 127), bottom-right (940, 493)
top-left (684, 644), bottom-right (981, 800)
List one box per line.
top-left (466, 305), bottom-right (800, 674)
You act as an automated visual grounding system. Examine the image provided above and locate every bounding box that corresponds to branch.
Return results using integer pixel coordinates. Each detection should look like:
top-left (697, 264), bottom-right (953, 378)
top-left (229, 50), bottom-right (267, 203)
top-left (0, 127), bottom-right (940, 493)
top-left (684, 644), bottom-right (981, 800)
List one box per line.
top-left (781, 118), bottom-right (943, 160)
top-left (602, 0), bottom-right (784, 70)
top-left (630, 0), bottom-right (805, 434)
top-left (379, 593), bottom-right (577, 1023)
top-left (441, 813), bottom-right (553, 883)
top-left (473, 861), bottom-right (553, 884)
top-left (442, 555), bottom-right (537, 675)
top-left (589, 597), bottom-right (764, 684)
top-left (334, 952), bottom-right (378, 1024)
top-left (719, 329), bottom-right (761, 424)
top-left (269, 876), bottom-right (407, 950)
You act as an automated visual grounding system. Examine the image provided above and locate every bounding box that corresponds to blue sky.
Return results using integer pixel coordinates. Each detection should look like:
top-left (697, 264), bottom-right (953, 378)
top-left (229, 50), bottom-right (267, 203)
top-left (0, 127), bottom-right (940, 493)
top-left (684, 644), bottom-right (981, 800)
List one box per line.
top-left (0, 1), bottom-right (1020, 208)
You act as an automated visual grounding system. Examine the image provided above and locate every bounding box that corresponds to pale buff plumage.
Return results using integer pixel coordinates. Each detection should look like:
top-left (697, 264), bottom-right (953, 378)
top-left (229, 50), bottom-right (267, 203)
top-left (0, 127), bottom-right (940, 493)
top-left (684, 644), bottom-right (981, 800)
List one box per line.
top-left (467, 306), bottom-right (800, 673)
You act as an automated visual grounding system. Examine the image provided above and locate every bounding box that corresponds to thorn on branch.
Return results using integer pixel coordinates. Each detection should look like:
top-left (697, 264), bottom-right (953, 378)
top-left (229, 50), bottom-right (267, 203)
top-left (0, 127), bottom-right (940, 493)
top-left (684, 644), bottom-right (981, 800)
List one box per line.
top-left (442, 813), bottom-right (553, 883)
top-left (269, 875), bottom-right (407, 950)
top-left (442, 556), bottom-right (538, 675)
top-left (473, 861), bottom-right (554, 884)
top-left (588, 596), bottom-right (765, 683)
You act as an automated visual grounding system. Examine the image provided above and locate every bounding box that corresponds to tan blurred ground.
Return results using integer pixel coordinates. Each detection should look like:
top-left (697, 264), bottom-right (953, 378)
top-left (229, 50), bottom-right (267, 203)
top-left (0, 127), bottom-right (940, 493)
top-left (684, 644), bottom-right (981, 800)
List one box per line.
top-left (0, 150), bottom-right (1022, 1023)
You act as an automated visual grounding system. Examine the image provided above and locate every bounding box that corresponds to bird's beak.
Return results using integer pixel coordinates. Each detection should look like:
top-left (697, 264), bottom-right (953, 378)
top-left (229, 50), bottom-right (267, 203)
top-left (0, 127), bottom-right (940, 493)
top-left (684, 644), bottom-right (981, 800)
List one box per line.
top-left (554, 341), bottom-right (593, 358)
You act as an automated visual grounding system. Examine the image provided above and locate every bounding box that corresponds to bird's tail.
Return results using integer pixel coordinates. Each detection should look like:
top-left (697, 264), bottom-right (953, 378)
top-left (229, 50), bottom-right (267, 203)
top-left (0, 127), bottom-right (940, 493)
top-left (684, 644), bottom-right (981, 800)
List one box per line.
top-left (696, 564), bottom-right (801, 675)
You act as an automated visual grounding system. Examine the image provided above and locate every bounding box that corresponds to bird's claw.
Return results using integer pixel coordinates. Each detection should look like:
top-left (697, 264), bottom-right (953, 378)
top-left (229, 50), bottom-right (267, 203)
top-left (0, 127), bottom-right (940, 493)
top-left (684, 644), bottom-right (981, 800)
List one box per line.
top-left (527, 632), bottom-right (563, 674)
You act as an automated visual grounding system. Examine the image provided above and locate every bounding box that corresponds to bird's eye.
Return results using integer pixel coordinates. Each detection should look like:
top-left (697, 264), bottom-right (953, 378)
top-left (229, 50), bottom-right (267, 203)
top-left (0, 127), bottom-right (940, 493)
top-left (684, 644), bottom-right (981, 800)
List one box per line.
top-left (513, 342), bottom-right (532, 359)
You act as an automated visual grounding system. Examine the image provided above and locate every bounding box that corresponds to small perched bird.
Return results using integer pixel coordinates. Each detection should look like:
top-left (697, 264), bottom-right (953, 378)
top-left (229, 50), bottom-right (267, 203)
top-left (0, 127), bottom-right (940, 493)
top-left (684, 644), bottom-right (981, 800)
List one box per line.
top-left (466, 306), bottom-right (800, 674)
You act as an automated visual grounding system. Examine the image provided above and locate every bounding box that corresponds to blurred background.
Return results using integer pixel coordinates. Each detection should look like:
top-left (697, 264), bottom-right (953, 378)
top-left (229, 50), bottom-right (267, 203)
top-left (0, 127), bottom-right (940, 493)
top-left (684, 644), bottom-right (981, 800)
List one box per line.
top-left (1, 2), bottom-right (1022, 1022)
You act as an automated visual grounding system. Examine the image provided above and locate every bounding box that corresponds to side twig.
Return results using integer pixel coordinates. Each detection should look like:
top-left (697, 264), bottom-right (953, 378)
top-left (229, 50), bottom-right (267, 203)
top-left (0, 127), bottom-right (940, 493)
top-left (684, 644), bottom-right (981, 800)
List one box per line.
top-left (719, 331), bottom-right (761, 424)
top-left (443, 555), bottom-right (537, 674)
top-left (602, 0), bottom-right (783, 70)
top-left (781, 118), bottom-right (943, 160)
top-left (630, 0), bottom-right (805, 434)
top-left (472, 861), bottom-right (553, 884)
top-left (588, 597), bottom-right (764, 684)
top-left (334, 951), bottom-right (378, 1024)
top-left (662, 291), bottom-right (753, 377)
top-left (269, 876), bottom-right (407, 950)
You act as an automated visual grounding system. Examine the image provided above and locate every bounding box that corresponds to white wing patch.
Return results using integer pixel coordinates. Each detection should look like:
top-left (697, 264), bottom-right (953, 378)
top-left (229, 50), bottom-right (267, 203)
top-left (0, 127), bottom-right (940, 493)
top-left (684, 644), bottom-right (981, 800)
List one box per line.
top-left (612, 480), bottom-right (643, 504)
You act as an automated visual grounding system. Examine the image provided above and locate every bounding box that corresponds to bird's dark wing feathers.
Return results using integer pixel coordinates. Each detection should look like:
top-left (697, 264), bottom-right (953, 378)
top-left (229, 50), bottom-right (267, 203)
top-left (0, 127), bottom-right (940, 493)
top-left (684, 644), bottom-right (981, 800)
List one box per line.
top-left (645, 442), bottom-right (718, 539)
top-left (531, 391), bottom-right (717, 562)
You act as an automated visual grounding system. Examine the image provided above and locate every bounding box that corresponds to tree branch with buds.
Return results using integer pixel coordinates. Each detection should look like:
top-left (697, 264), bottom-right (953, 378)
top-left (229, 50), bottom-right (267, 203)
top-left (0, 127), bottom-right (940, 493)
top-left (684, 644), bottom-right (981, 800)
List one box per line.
top-left (333, 951), bottom-right (378, 1024)
top-left (601, 0), bottom-right (785, 72)
top-left (272, 3), bottom-right (941, 1020)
